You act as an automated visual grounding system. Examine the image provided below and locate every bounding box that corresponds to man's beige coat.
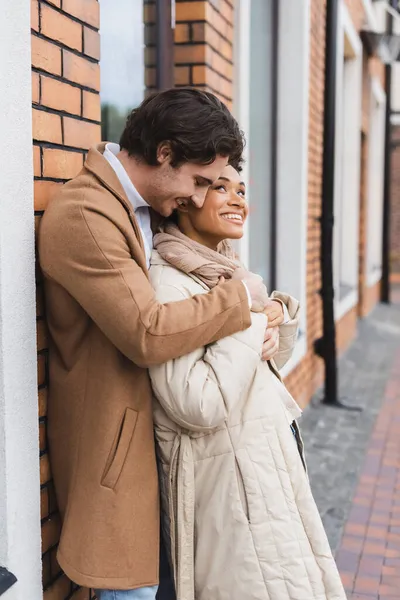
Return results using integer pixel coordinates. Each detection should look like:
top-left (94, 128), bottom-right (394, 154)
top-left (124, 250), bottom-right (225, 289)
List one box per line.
top-left (38, 144), bottom-right (252, 590)
top-left (149, 253), bottom-right (347, 600)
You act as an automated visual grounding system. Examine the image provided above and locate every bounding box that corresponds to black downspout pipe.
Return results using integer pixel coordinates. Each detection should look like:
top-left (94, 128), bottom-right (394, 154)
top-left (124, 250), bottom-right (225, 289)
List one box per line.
top-left (269, 0), bottom-right (279, 292)
top-left (315, 0), bottom-right (339, 405)
top-left (155, 0), bottom-right (174, 90)
top-left (381, 2), bottom-right (394, 304)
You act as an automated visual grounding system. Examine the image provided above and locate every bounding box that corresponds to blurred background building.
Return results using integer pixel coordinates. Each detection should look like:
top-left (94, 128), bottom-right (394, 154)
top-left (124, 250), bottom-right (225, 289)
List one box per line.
top-left (1, 0), bottom-right (400, 599)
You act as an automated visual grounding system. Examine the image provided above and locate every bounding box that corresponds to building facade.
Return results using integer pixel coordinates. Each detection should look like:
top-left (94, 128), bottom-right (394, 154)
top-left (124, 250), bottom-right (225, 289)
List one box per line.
top-left (0, 0), bottom-right (392, 599)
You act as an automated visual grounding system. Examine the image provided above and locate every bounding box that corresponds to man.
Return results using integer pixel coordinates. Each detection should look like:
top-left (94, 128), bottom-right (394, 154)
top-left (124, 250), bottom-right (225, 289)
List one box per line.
top-left (39, 89), bottom-right (282, 600)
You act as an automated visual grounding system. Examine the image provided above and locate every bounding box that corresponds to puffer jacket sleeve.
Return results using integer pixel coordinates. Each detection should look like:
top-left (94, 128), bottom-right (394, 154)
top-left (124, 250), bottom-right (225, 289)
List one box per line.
top-left (149, 283), bottom-right (267, 431)
top-left (270, 290), bottom-right (300, 370)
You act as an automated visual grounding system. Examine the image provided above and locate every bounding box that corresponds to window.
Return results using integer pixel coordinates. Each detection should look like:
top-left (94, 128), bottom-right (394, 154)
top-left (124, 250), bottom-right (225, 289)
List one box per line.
top-left (234, 0), bottom-right (310, 375)
top-left (333, 3), bottom-right (363, 320)
top-left (248, 0), bottom-right (277, 289)
top-left (100, 0), bottom-right (145, 142)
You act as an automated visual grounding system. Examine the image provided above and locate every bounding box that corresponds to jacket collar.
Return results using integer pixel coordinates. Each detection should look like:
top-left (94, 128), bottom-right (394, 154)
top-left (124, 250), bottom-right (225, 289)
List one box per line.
top-left (84, 143), bottom-right (135, 218)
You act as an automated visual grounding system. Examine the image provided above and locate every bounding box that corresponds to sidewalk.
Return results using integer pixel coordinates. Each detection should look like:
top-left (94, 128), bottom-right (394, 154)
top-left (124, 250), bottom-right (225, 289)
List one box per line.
top-left (299, 287), bottom-right (400, 599)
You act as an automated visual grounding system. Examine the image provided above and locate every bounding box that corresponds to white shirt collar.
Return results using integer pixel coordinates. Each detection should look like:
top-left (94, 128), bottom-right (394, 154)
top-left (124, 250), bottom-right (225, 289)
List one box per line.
top-left (103, 143), bottom-right (149, 211)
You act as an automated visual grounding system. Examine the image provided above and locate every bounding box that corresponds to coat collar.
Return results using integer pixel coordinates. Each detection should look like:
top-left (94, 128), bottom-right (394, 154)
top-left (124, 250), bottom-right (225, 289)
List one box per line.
top-left (85, 143), bottom-right (135, 218)
top-left (85, 143), bottom-right (165, 235)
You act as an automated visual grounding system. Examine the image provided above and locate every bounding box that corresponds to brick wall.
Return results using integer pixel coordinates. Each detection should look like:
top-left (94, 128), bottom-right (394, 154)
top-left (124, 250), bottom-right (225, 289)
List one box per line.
top-left (32, 0), bottom-right (100, 598)
top-left (286, 0), bottom-right (385, 400)
top-left (174, 0), bottom-right (234, 107)
top-left (391, 127), bottom-right (400, 278)
top-left (145, 0), bottom-right (234, 105)
top-left (284, 0), bottom-right (327, 407)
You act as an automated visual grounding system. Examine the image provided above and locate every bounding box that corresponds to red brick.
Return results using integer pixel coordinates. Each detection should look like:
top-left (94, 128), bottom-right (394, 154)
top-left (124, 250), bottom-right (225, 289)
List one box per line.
top-left (34, 180), bottom-right (62, 211)
top-left (32, 109), bottom-right (62, 144)
top-left (63, 117), bottom-right (100, 149)
top-left (63, 50), bottom-right (100, 90)
top-left (38, 388), bottom-right (48, 418)
top-left (31, 37), bottom-right (62, 76)
top-left (143, 3), bottom-right (156, 24)
top-left (379, 584), bottom-right (400, 596)
top-left (145, 68), bottom-right (156, 88)
top-left (31, 0), bottom-right (39, 31)
top-left (83, 26), bottom-right (100, 60)
top-left (43, 574), bottom-right (70, 600)
top-left (192, 65), bottom-right (206, 85)
top-left (175, 66), bottom-right (190, 86)
top-left (41, 487), bottom-right (49, 520)
top-left (354, 575), bottom-right (380, 595)
top-left (176, 1), bottom-right (207, 21)
top-left (42, 515), bottom-right (61, 553)
top-left (33, 145), bottom-right (41, 177)
top-left (36, 282), bottom-right (44, 317)
top-left (82, 91), bottom-right (101, 122)
top-left (43, 148), bottom-right (83, 179)
top-left (41, 76), bottom-right (81, 115)
top-left (340, 571), bottom-right (354, 590)
top-left (175, 44), bottom-right (208, 65)
top-left (40, 454), bottom-right (51, 485)
top-left (39, 422), bottom-right (46, 453)
top-left (174, 23), bottom-right (190, 43)
top-left (32, 72), bottom-right (40, 104)
top-left (62, 0), bottom-right (100, 28)
top-left (37, 320), bottom-right (48, 353)
top-left (41, 4), bottom-right (82, 51)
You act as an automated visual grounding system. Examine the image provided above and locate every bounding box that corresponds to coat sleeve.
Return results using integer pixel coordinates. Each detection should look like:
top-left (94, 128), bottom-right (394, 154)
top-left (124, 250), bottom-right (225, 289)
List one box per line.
top-left (270, 291), bottom-right (300, 370)
top-left (149, 283), bottom-right (267, 431)
top-left (39, 197), bottom-right (251, 368)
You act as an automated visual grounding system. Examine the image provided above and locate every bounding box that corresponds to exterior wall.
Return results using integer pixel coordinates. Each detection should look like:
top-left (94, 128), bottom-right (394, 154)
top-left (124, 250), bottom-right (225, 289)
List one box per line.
top-left (0, 1), bottom-right (42, 598)
top-left (145, 0), bottom-right (234, 107)
top-left (391, 126), bottom-right (400, 279)
top-left (286, 0), bottom-right (385, 399)
top-left (284, 0), bottom-right (327, 408)
top-left (32, 0), bottom-right (101, 598)
top-left (336, 306), bottom-right (358, 355)
top-left (173, 0), bottom-right (234, 107)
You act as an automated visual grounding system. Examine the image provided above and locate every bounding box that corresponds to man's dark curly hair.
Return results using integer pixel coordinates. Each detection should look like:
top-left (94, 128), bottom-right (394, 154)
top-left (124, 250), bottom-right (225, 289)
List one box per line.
top-left (119, 88), bottom-right (244, 171)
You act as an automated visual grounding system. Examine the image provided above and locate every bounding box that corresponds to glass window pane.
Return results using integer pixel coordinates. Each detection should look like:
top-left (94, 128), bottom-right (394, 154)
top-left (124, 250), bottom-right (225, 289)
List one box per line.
top-left (248, 0), bottom-right (274, 287)
top-left (100, 0), bottom-right (145, 142)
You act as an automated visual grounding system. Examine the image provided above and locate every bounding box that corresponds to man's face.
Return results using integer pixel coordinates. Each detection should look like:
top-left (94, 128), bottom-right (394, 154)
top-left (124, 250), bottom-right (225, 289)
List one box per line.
top-left (146, 153), bottom-right (229, 218)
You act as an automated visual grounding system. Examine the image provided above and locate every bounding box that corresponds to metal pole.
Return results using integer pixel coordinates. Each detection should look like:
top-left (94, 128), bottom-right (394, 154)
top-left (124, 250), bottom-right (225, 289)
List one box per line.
top-left (155, 0), bottom-right (174, 90)
top-left (269, 0), bottom-right (279, 292)
top-left (381, 2), bottom-right (395, 303)
top-left (318, 0), bottom-right (339, 405)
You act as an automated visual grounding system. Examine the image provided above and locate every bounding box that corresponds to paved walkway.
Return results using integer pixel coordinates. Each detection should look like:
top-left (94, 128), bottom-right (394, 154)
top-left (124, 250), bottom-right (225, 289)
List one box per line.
top-left (300, 286), bottom-right (400, 600)
top-left (336, 351), bottom-right (400, 599)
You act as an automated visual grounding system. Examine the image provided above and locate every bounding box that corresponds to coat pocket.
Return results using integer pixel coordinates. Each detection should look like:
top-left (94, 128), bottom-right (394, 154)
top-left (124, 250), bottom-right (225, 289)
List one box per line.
top-left (101, 408), bottom-right (138, 489)
top-left (235, 458), bottom-right (250, 522)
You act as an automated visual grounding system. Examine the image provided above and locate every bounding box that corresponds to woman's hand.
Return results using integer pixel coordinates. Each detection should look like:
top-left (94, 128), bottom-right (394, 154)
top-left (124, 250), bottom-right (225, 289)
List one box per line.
top-left (263, 299), bottom-right (285, 328)
top-left (262, 326), bottom-right (279, 361)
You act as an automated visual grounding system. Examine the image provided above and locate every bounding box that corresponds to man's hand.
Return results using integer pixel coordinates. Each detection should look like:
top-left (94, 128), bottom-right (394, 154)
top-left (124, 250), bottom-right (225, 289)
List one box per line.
top-left (231, 268), bottom-right (269, 312)
top-left (263, 299), bottom-right (284, 328)
top-left (262, 326), bottom-right (279, 361)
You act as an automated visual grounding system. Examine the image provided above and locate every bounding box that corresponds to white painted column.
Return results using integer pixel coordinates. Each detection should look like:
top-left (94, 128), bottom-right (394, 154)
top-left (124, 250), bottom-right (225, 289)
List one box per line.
top-left (232, 0), bottom-right (251, 267)
top-left (0, 0), bottom-right (42, 598)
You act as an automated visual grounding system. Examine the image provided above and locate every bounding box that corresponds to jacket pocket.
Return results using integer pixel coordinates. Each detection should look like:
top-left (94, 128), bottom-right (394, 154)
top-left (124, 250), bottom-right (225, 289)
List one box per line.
top-left (235, 458), bottom-right (250, 522)
top-left (101, 408), bottom-right (138, 489)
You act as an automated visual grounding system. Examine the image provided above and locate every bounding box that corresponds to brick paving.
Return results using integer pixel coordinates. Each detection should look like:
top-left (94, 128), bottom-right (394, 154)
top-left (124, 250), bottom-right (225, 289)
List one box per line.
top-left (299, 287), bottom-right (400, 599)
top-left (336, 349), bottom-right (400, 599)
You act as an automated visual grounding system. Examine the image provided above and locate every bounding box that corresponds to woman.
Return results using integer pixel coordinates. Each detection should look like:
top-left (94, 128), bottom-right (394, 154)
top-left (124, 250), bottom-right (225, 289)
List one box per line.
top-left (148, 165), bottom-right (346, 600)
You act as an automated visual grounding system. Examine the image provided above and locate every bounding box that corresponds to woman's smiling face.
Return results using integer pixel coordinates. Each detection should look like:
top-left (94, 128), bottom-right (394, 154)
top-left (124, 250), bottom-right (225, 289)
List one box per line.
top-left (177, 165), bottom-right (248, 249)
